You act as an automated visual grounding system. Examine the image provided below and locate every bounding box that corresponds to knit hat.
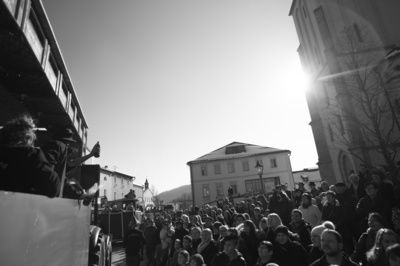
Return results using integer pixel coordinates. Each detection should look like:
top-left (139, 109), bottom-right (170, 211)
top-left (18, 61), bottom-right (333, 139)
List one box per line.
top-left (274, 225), bottom-right (289, 236)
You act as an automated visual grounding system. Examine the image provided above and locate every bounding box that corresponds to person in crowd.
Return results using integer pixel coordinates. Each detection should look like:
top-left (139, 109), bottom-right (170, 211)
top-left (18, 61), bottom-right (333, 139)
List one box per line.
top-left (218, 225), bottom-right (229, 250)
top-left (175, 220), bottom-right (190, 241)
top-left (310, 229), bottom-right (358, 266)
top-left (124, 218), bottom-right (145, 266)
top-left (253, 207), bottom-right (263, 227)
top-left (191, 227), bottom-right (202, 251)
top-left (257, 217), bottom-right (275, 243)
top-left (321, 221), bottom-right (335, 230)
top-left (298, 192), bottom-right (321, 227)
top-left (189, 254), bottom-right (205, 266)
top-left (144, 218), bottom-right (160, 266)
top-left (183, 235), bottom-right (194, 255)
top-left (177, 250), bottom-right (190, 266)
top-left (291, 189), bottom-right (303, 208)
top-left (238, 220), bottom-right (258, 266)
top-left (308, 225), bottom-right (327, 263)
top-left (371, 170), bottom-right (395, 207)
top-left (309, 182), bottom-right (320, 198)
top-left (256, 241), bottom-right (275, 266)
top-left (197, 228), bottom-right (219, 265)
top-left (321, 191), bottom-right (344, 231)
top-left (351, 212), bottom-right (385, 265)
top-left (211, 234), bottom-right (246, 266)
top-left (168, 239), bottom-right (183, 266)
top-left (235, 214), bottom-right (246, 227)
top-left (356, 182), bottom-right (391, 233)
top-left (212, 221), bottom-right (222, 240)
top-left (155, 226), bottom-right (174, 266)
top-left (386, 244), bottom-right (400, 266)
top-left (347, 172), bottom-right (365, 201)
top-left (334, 182), bottom-right (357, 254)
top-left (271, 225), bottom-right (308, 266)
top-left (268, 189), bottom-right (293, 225)
top-left (366, 228), bottom-right (400, 266)
top-left (0, 115), bottom-right (60, 197)
top-left (288, 209), bottom-right (311, 248)
top-left (298, 182), bottom-right (307, 193)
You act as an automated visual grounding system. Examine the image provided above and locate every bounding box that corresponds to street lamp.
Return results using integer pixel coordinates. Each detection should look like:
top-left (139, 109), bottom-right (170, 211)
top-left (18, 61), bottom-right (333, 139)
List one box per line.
top-left (255, 160), bottom-right (265, 195)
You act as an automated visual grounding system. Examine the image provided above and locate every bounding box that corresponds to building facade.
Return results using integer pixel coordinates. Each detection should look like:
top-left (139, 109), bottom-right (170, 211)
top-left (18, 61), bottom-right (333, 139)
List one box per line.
top-left (188, 142), bottom-right (294, 206)
top-left (142, 179), bottom-right (155, 209)
top-left (99, 167), bottom-right (143, 202)
top-left (290, 0), bottom-right (400, 184)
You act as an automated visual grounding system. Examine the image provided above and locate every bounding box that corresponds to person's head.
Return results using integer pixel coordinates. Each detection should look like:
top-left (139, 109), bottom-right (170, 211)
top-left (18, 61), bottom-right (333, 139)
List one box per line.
top-left (201, 228), bottom-right (212, 242)
top-left (0, 115), bottom-right (36, 147)
top-left (387, 244), bottom-right (400, 266)
top-left (368, 212), bottom-right (385, 231)
top-left (190, 254), bottom-right (205, 266)
top-left (266, 213), bottom-right (282, 230)
top-left (258, 241), bottom-right (273, 261)
top-left (311, 225), bottom-right (326, 248)
top-left (298, 182), bottom-right (305, 189)
top-left (182, 235), bottom-right (192, 250)
top-left (235, 214), bottom-right (245, 225)
top-left (371, 173), bottom-right (383, 185)
top-left (219, 225), bottom-right (228, 238)
top-left (223, 234), bottom-right (239, 255)
top-left (291, 209), bottom-right (303, 223)
top-left (322, 221), bottom-right (336, 230)
top-left (243, 220), bottom-right (256, 236)
top-left (275, 225), bottom-right (290, 245)
top-left (321, 229), bottom-right (343, 256)
top-left (191, 227), bottom-right (202, 240)
top-left (309, 182), bottom-right (316, 188)
top-left (326, 191), bottom-right (336, 204)
top-left (259, 217), bottom-right (269, 230)
top-left (227, 227), bottom-right (238, 237)
top-left (334, 183), bottom-right (346, 194)
top-left (301, 193), bottom-right (312, 208)
top-left (174, 239), bottom-right (182, 250)
top-left (177, 250), bottom-right (190, 266)
top-left (212, 221), bottom-right (222, 234)
top-left (375, 228), bottom-right (400, 251)
top-left (348, 173), bottom-right (360, 185)
top-left (365, 182), bottom-right (379, 198)
top-left (320, 181), bottom-right (329, 192)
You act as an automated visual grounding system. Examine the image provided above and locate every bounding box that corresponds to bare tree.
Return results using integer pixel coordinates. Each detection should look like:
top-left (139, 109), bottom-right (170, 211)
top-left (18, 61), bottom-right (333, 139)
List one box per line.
top-left (325, 24), bottom-right (400, 179)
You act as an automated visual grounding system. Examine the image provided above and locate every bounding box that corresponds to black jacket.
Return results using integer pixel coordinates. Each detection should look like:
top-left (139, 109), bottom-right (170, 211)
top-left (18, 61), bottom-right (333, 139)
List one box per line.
top-left (211, 250), bottom-right (246, 266)
top-left (310, 255), bottom-right (358, 266)
top-left (124, 228), bottom-right (145, 256)
top-left (272, 240), bottom-right (308, 266)
top-left (0, 146), bottom-right (60, 197)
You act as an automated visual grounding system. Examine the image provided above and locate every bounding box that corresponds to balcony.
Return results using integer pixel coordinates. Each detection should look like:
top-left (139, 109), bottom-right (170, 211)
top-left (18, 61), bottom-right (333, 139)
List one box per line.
top-left (0, 0), bottom-right (88, 148)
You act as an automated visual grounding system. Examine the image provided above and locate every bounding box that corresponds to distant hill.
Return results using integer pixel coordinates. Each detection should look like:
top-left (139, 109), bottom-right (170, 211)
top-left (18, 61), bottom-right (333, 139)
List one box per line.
top-left (158, 184), bottom-right (191, 203)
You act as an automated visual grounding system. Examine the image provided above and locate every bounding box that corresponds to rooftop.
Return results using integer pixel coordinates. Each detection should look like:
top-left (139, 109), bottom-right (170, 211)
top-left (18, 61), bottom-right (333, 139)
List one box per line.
top-left (187, 142), bottom-right (290, 165)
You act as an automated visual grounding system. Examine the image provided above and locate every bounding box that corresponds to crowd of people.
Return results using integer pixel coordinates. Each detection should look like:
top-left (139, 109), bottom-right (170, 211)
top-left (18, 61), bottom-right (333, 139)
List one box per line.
top-left (125, 169), bottom-right (400, 266)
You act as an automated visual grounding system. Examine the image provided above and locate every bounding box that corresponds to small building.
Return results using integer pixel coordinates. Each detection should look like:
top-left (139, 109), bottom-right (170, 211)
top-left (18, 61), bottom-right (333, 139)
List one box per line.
top-left (99, 167), bottom-right (143, 202)
top-left (187, 142), bottom-right (295, 206)
top-left (142, 179), bottom-right (155, 209)
top-left (292, 168), bottom-right (322, 190)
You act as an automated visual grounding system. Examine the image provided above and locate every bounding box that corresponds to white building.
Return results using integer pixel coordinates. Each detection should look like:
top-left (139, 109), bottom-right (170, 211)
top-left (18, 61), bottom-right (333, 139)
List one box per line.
top-left (142, 179), bottom-right (155, 209)
top-left (292, 168), bottom-right (322, 190)
top-left (187, 142), bottom-right (295, 206)
top-left (99, 167), bottom-right (143, 201)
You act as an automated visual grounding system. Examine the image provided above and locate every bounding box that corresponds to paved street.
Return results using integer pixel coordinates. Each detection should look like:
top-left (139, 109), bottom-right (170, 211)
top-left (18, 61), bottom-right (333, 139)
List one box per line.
top-left (112, 244), bottom-right (126, 266)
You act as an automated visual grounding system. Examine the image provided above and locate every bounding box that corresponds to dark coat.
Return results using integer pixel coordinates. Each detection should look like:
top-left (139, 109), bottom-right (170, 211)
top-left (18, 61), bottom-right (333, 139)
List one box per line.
top-left (356, 195), bottom-right (391, 231)
top-left (0, 146), bottom-right (60, 197)
top-left (310, 255), bottom-right (358, 266)
top-left (272, 240), bottom-right (308, 266)
top-left (268, 193), bottom-right (293, 225)
top-left (288, 220), bottom-right (311, 248)
top-left (211, 250), bottom-right (247, 266)
top-left (124, 228), bottom-right (145, 256)
top-left (238, 233), bottom-right (258, 266)
top-left (321, 201), bottom-right (344, 228)
top-left (308, 245), bottom-right (324, 264)
top-left (200, 240), bottom-right (219, 266)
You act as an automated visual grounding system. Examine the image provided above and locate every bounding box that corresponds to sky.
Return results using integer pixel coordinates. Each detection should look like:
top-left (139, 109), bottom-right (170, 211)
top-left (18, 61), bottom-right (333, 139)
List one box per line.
top-left (42, 0), bottom-right (318, 193)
